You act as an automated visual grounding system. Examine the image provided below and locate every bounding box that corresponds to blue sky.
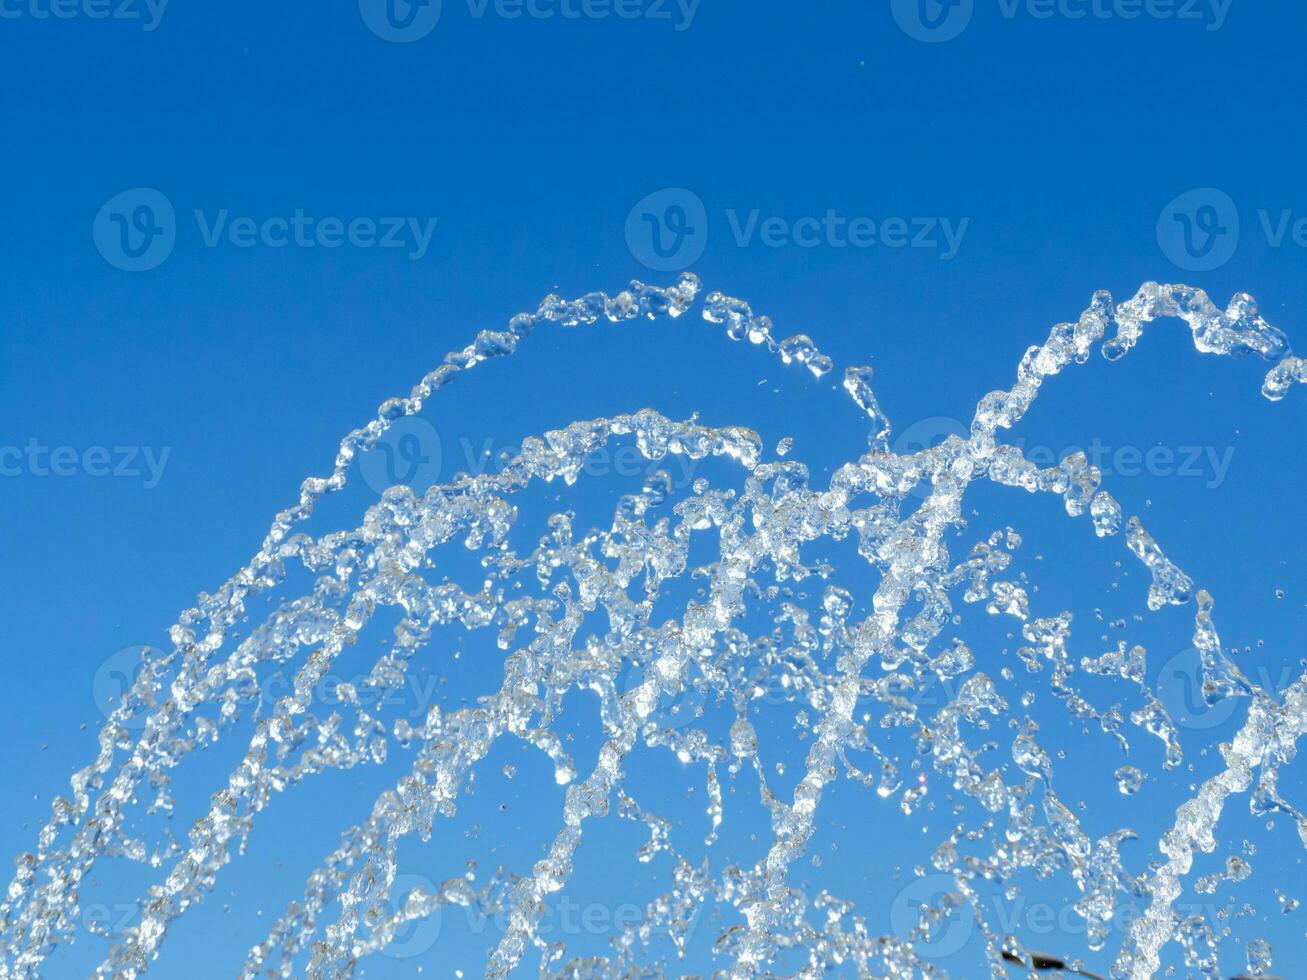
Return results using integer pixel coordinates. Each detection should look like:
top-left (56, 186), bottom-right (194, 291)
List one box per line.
top-left (2, 1), bottom-right (1306, 976)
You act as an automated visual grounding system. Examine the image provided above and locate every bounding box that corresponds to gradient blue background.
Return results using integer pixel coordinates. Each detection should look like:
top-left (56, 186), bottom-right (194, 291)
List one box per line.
top-left (2, 1), bottom-right (1306, 976)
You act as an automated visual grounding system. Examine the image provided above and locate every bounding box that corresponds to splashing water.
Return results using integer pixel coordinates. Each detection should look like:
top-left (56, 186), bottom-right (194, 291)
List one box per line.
top-left (1, 275), bottom-right (1303, 979)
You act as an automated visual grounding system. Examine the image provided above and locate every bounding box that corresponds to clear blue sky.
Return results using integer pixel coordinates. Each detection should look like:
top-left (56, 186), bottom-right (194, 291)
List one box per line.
top-left (1, 2), bottom-right (1305, 976)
